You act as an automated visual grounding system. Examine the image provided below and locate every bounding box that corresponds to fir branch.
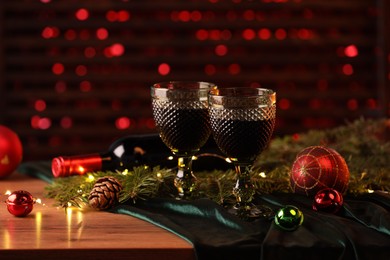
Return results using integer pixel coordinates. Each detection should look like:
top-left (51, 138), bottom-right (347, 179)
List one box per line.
top-left (45, 118), bottom-right (390, 209)
top-left (196, 170), bottom-right (236, 205)
top-left (119, 166), bottom-right (175, 203)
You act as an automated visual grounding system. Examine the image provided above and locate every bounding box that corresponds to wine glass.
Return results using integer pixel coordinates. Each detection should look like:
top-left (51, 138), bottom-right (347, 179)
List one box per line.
top-left (151, 81), bottom-right (214, 199)
top-left (208, 87), bottom-right (276, 219)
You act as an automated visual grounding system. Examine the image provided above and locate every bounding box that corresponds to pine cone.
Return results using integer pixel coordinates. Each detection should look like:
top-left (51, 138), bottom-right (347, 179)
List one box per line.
top-left (88, 176), bottom-right (122, 210)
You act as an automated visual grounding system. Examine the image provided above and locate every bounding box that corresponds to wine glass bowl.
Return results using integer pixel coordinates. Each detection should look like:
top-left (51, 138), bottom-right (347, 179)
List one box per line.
top-left (151, 81), bottom-right (214, 198)
top-left (208, 87), bottom-right (276, 219)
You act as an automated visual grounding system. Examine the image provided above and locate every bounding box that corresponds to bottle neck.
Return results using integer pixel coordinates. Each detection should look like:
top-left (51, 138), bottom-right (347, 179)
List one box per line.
top-left (52, 153), bottom-right (105, 177)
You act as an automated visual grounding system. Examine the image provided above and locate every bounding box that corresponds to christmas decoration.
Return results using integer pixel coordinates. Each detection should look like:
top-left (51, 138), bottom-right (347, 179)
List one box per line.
top-left (45, 118), bottom-right (390, 209)
top-left (290, 146), bottom-right (350, 196)
top-left (6, 190), bottom-right (34, 217)
top-left (313, 188), bottom-right (343, 213)
top-left (88, 176), bottom-right (123, 210)
top-left (274, 205), bottom-right (304, 231)
top-left (0, 125), bottom-right (23, 179)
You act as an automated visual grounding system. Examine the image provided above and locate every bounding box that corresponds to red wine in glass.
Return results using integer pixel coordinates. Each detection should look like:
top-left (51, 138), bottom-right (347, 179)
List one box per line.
top-left (151, 81), bottom-right (214, 198)
top-left (208, 87), bottom-right (276, 219)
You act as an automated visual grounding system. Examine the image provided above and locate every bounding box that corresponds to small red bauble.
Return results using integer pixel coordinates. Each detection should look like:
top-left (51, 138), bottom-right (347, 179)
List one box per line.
top-left (290, 146), bottom-right (349, 196)
top-left (6, 190), bottom-right (34, 217)
top-left (313, 188), bottom-right (344, 213)
top-left (0, 125), bottom-right (23, 179)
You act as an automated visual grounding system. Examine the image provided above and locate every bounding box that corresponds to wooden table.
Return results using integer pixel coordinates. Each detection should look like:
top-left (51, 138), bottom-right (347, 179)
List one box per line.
top-left (0, 173), bottom-right (195, 260)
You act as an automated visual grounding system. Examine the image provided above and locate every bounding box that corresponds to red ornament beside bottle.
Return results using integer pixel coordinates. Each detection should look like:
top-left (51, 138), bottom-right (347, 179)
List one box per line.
top-left (290, 146), bottom-right (350, 196)
top-left (313, 188), bottom-right (344, 213)
top-left (6, 190), bottom-right (35, 217)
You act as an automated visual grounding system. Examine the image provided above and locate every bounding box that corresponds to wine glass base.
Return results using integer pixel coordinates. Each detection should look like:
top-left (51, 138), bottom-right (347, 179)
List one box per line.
top-left (228, 203), bottom-right (274, 220)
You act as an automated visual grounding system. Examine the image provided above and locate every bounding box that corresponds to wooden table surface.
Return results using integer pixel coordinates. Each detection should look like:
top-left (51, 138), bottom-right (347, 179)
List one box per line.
top-left (0, 173), bottom-right (195, 260)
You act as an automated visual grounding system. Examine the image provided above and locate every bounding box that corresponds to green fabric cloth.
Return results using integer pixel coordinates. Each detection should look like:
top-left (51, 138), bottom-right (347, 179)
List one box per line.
top-left (18, 162), bottom-right (390, 260)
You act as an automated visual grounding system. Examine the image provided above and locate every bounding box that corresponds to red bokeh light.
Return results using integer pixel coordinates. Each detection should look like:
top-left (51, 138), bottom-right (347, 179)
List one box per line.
top-left (345, 45), bottom-right (358, 57)
top-left (298, 28), bottom-right (312, 40)
top-left (215, 44), bottom-right (228, 56)
top-left (39, 117), bottom-right (51, 130)
top-left (243, 10), bottom-right (255, 20)
top-left (106, 10), bottom-right (117, 22)
top-left (31, 116), bottom-right (51, 130)
top-left (110, 43), bottom-right (125, 56)
top-left (258, 28), bottom-right (271, 40)
top-left (75, 65), bottom-right (87, 76)
top-left (34, 99), bottom-right (46, 111)
top-left (275, 28), bottom-right (287, 40)
top-left (115, 117), bottom-right (131, 129)
top-left (52, 63), bottom-right (64, 75)
top-left (178, 10), bottom-right (191, 22)
top-left (196, 29), bottom-right (209, 41)
top-left (158, 63), bottom-right (171, 75)
top-left (210, 30), bottom-right (221, 40)
top-left (196, 29), bottom-right (208, 40)
top-left (191, 11), bottom-right (202, 21)
top-left (80, 80), bottom-right (92, 92)
top-left (42, 26), bottom-right (59, 39)
top-left (242, 29), bottom-right (256, 40)
top-left (96, 28), bottom-right (109, 40)
top-left (75, 8), bottom-right (89, 21)
top-left (117, 10), bottom-right (130, 22)
top-left (342, 64), bottom-right (354, 75)
top-left (60, 116), bottom-right (73, 129)
top-left (31, 116), bottom-right (40, 129)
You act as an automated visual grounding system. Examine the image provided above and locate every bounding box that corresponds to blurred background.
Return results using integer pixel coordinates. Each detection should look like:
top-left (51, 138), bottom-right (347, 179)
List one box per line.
top-left (0, 0), bottom-right (389, 161)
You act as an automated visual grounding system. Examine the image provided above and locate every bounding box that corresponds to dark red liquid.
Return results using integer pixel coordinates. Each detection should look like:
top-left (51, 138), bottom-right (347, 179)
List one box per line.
top-left (154, 108), bottom-right (211, 155)
top-left (212, 119), bottom-right (275, 162)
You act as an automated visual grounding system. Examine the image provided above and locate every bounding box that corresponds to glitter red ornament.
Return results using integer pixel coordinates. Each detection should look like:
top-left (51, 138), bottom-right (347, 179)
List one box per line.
top-left (313, 188), bottom-right (344, 213)
top-left (290, 146), bottom-right (349, 196)
top-left (6, 190), bottom-right (35, 217)
top-left (0, 125), bottom-right (23, 179)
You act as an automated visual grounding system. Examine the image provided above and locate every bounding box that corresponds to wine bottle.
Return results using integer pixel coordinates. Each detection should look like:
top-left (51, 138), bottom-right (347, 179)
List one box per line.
top-left (51, 134), bottom-right (175, 178)
top-left (52, 134), bottom-right (231, 178)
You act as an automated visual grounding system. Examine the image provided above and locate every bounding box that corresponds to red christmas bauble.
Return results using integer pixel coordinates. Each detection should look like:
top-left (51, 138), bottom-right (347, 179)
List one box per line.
top-left (290, 146), bottom-right (349, 196)
top-left (0, 125), bottom-right (23, 178)
top-left (6, 190), bottom-right (34, 217)
top-left (313, 188), bottom-right (344, 213)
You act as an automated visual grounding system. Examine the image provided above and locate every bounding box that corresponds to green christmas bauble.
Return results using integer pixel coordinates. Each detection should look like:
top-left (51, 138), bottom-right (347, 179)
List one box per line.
top-left (274, 205), bottom-right (304, 231)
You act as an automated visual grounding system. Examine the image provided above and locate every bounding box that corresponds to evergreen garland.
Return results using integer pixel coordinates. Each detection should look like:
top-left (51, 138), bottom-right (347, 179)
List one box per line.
top-left (45, 118), bottom-right (390, 208)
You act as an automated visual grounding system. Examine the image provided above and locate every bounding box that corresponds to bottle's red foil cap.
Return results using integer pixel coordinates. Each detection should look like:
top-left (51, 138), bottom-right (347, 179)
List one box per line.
top-left (52, 157), bottom-right (70, 177)
top-left (52, 154), bottom-right (103, 178)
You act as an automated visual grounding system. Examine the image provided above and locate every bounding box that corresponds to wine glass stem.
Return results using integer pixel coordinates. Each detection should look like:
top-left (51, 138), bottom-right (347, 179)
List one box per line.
top-left (233, 164), bottom-right (255, 207)
top-left (174, 156), bottom-right (197, 198)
